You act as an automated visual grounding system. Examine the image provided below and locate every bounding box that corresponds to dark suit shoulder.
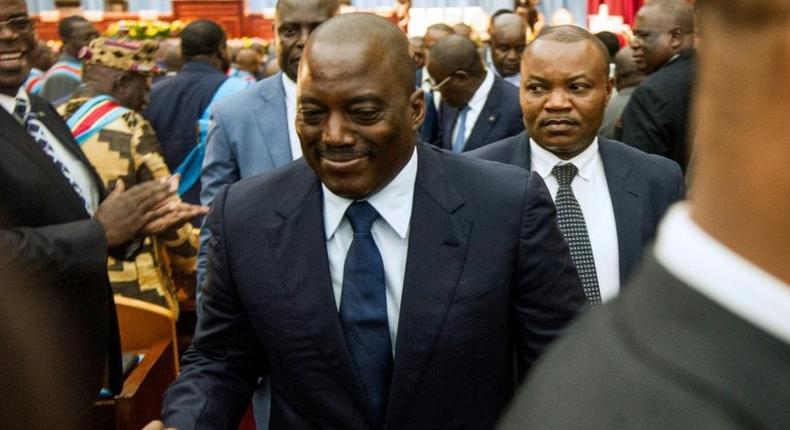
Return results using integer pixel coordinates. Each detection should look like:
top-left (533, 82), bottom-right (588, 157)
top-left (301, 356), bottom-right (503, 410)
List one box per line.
top-left (466, 132), bottom-right (528, 166)
top-left (600, 137), bottom-right (684, 188)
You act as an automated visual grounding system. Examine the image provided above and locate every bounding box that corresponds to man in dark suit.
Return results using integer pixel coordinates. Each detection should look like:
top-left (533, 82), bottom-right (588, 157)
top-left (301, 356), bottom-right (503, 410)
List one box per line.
top-left (162, 14), bottom-right (584, 429)
top-left (498, 1), bottom-right (790, 427)
top-left (427, 34), bottom-right (524, 152)
top-left (145, 19), bottom-right (234, 204)
top-left (0, 0), bottom-right (203, 424)
top-left (415, 23), bottom-right (453, 145)
top-left (471, 26), bottom-right (684, 304)
top-left (619, 0), bottom-right (696, 171)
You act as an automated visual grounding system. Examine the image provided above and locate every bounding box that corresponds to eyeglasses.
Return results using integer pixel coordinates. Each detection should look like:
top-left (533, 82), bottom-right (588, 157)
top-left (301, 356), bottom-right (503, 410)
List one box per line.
top-left (429, 71), bottom-right (459, 92)
top-left (0, 16), bottom-right (33, 33)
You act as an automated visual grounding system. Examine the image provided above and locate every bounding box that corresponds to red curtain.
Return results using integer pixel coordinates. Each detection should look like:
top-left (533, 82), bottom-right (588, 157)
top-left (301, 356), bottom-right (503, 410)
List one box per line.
top-left (587, 0), bottom-right (645, 26)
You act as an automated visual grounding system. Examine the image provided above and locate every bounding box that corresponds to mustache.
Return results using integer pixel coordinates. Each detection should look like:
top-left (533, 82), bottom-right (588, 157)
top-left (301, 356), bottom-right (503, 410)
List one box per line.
top-left (540, 116), bottom-right (580, 126)
top-left (316, 144), bottom-right (376, 161)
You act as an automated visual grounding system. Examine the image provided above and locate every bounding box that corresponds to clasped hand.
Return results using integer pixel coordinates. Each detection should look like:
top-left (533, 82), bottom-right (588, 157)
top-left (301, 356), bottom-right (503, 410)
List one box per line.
top-left (95, 175), bottom-right (209, 248)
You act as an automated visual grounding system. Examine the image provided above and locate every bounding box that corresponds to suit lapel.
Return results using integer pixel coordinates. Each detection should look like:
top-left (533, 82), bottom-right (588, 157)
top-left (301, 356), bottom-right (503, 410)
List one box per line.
top-left (255, 73), bottom-right (292, 168)
top-left (464, 80), bottom-right (502, 152)
top-left (31, 96), bottom-right (107, 199)
top-left (386, 144), bottom-right (472, 426)
top-left (599, 138), bottom-right (642, 285)
top-left (0, 105), bottom-right (91, 214)
top-left (440, 103), bottom-right (458, 150)
top-left (263, 162), bottom-right (378, 428)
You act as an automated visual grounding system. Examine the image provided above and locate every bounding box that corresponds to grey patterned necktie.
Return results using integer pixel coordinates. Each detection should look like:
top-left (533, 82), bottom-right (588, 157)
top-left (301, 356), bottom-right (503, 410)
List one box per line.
top-left (14, 97), bottom-right (90, 213)
top-left (552, 163), bottom-right (602, 306)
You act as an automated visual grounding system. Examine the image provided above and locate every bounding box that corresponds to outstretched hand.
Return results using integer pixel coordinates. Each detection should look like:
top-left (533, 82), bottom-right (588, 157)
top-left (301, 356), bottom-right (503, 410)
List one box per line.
top-left (142, 200), bottom-right (209, 235)
top-left (95, 178), bottom-right (176, 248)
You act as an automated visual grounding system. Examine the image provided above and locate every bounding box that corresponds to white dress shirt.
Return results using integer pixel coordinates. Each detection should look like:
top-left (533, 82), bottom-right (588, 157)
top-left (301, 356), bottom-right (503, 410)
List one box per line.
top-left (281, 73), bottom-right (302, 161)
top-left (323, 148), bottom-right (417, 352)
top-left (452, 70), bottom-right (494, 150)
top-left (0, 88), bottom-right (99, 215)
top-left (656, 204), bottom-right (790, 345)
top-left (530, 138), bottom-right (621, 301)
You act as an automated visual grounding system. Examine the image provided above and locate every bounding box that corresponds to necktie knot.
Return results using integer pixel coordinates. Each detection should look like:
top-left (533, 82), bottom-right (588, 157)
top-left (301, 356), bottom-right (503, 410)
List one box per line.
top-left (552, 163), bottom-right (578, 187)
top-left (346, 201), bottom-right (379, 234)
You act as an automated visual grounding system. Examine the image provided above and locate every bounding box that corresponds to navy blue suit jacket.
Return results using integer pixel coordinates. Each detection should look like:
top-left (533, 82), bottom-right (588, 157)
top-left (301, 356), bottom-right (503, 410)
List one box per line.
top-left (163, 143), bottom-right (584, 429)
top-left (144, 61), bottom-right (227, 203)
top-left (438, 77), bottom-right (524, 152)
top-left (468, 133), bottom-right (685, 284)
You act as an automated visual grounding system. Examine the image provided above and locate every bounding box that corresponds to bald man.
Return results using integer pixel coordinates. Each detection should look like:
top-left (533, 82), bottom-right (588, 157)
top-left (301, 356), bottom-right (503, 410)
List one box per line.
top-left (620, 0), bottom-right (696, 171)
top-left (498, 1), bottom-right (790, 427)
top-left (486, 12), bottom-right (527, 87)
top-left (600, 46), bottom-right (646, 139)
top-left (163, 13), bottom-right (584, 430)
top-left (428, 34), bottom-right (524, 152)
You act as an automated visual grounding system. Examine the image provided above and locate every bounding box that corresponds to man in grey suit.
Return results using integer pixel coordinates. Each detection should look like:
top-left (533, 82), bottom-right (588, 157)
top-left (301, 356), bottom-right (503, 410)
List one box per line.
top-left (470, 26), bottom-right (684, 304)
top-left (200, 0), bottom-right (339, 207)
top-left (498, 1), bottom-right (790, 427)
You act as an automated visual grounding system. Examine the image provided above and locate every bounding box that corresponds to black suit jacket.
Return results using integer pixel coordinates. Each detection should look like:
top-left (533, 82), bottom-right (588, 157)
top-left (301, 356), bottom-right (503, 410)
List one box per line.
top-left (0, 95), bottom-right (122, 409)
top-left (468, 132), bottom-right (685, 284)
top-left (438, 77), bottom-right (524, 152)
top-left (619, 49), bottom-right (696, 171)
top-left (498, 253), bottom-right (790, 429)
top-left (163, 143), bottom-right (585, 429)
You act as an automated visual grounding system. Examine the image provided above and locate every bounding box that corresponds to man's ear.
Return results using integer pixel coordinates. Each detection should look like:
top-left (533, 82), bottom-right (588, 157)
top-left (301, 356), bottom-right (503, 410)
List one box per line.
top-left (113, 72), bottom-right (130, 92)
top-left (669, 26), bottom-right (683, 51)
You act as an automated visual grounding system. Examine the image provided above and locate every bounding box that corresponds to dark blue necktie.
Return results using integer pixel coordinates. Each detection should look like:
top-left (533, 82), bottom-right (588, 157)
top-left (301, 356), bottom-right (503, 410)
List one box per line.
top-left (339, 201), bottom-right (392, 424)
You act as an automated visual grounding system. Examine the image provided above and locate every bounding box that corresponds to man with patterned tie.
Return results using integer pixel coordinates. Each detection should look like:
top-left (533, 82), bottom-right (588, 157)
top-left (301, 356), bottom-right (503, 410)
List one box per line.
top-left (162, 13), bottom-right (584, 429)
top-left (470, 26), bottom-right (685, 304)
top-left (428, 35), bottom-right (524, 153)
top-left (0, 0), bottom-right (203, 425)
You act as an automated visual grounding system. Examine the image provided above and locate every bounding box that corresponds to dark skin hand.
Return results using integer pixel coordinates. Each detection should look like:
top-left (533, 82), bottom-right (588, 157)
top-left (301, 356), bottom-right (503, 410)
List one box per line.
top-left (95, 176), bottom-right (208, 248)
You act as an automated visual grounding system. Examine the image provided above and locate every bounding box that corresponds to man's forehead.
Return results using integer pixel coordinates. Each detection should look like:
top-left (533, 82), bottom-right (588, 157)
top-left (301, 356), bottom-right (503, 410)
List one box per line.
top-left (636, 6), bottom-right (672, 30)
top-left (0, 0), bottom-right (28, 15)
top-left (277, 1), bottom-right (334, 23)
top-left (525, 40), bottom-right (606, 74)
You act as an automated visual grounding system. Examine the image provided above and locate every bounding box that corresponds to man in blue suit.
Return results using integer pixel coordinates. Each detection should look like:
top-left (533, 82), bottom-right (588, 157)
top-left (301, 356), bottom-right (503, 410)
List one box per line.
top-left (427, 35), bottom-right (524, 153)
top-left (197, 0), bottom-right (338, 426)
top-left (470, 26), bottom-right (684, 304)
top-left (163, 14), bottom-right (584, 429)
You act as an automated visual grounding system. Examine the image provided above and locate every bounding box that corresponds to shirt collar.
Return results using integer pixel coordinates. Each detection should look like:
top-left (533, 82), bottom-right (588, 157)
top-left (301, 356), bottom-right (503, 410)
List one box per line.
top-left (467, 70), bottom-right (494, 113)
top-left (281, 72), bottom-right (297, 102)
top-left (0, 86), bottom-right (28, 116)
top-left (323, 147), bottom-right (418, 240)
top-left (655, 204), bottom-right (790, 344)
top-left (529, 137), bottom-right (600, 182)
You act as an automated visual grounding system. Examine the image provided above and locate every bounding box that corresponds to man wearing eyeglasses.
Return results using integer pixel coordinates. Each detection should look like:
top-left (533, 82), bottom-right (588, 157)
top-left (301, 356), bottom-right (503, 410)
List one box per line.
top-left (0, 0), bottom-right (201, 424)
top-left (618, 0), bottom-right (696, 172)
top-left (427, 34), bottom-right (524, 153)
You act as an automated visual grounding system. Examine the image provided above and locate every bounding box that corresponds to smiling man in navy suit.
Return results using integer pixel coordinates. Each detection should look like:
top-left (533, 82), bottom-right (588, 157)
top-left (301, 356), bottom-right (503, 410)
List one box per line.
top-left (470, 26), bottom-right (684, 305)
top-left (162, 14), bottom-right (584, 430)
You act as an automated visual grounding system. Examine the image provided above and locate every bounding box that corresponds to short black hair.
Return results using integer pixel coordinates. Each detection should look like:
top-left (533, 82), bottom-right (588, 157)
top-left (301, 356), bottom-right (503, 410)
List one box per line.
top-left (532, 25), bottom-right (610, 77)
top-left (180, 20), bottom-right (227, 58)
top-left (58, 16), bottom-right (90, 41)
top-left (429, 34), bottom-right (485, 77)
top-left (594, 31), bottom-right (620, 60)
